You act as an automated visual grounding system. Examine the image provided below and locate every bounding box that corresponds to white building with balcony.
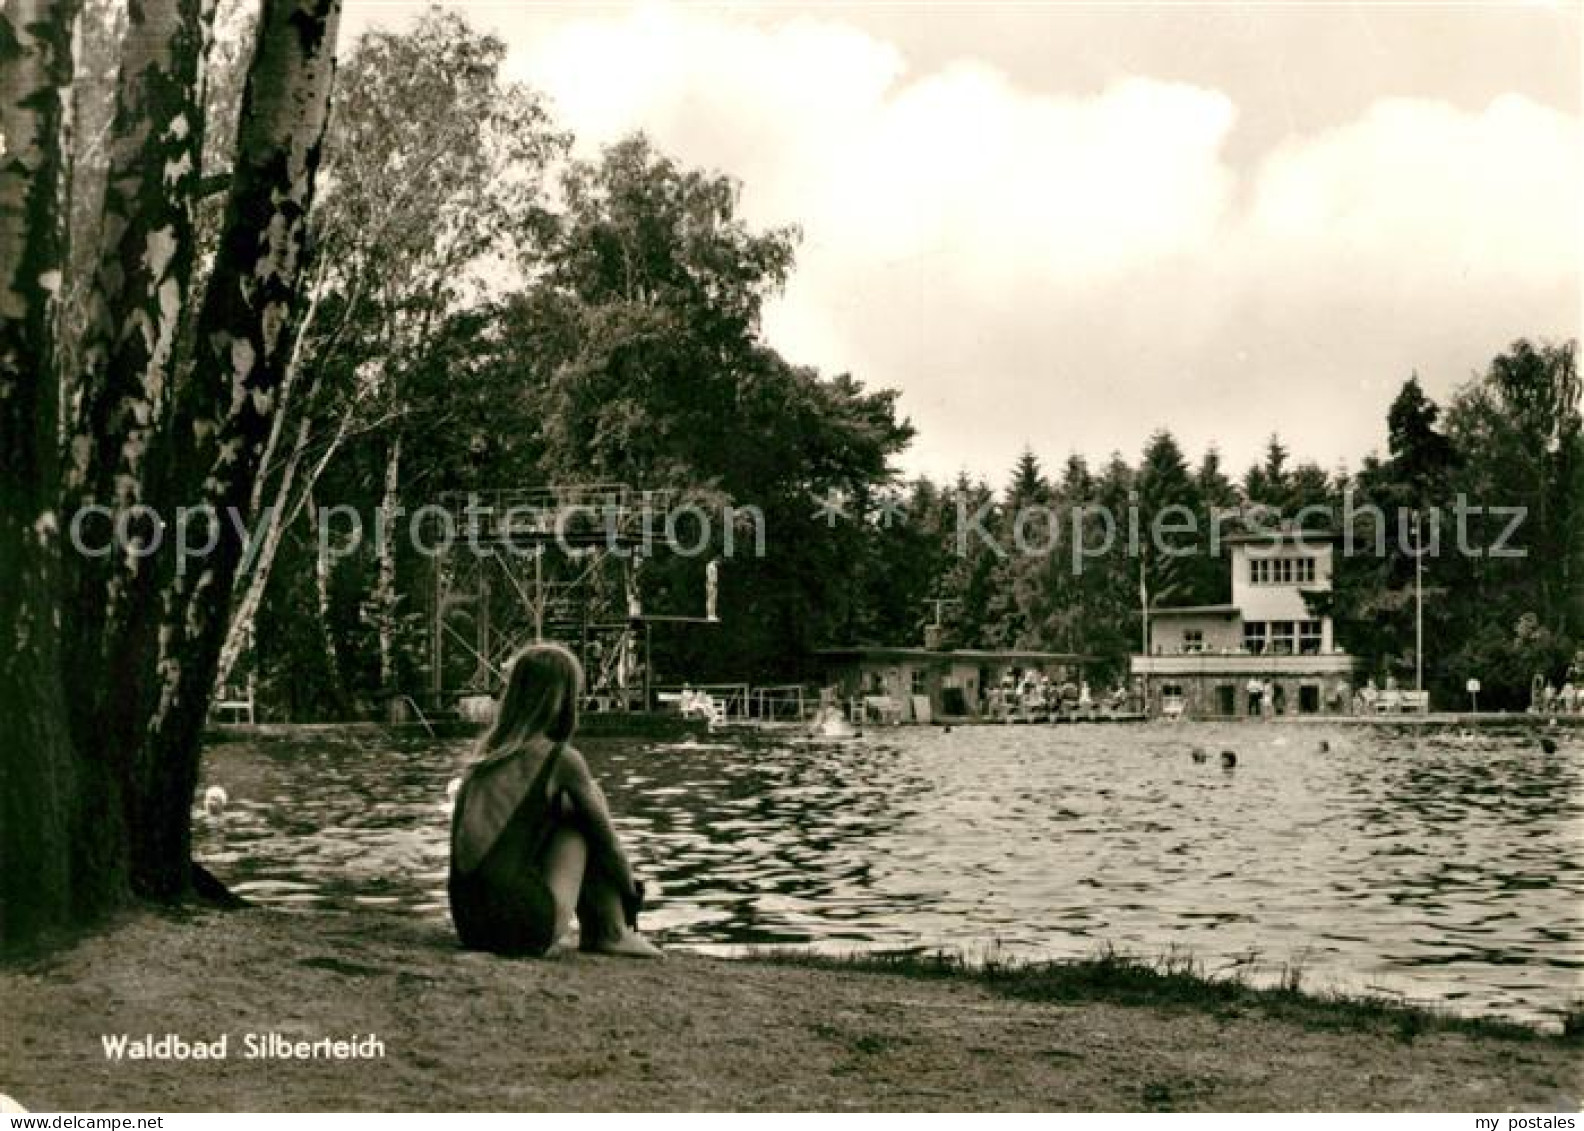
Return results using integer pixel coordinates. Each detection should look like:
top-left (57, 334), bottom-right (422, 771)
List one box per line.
top-left (1131, 529), bottom-right (1359, 718)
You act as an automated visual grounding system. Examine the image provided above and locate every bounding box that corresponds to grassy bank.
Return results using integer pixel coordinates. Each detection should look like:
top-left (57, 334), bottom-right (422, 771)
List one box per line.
top-left (760, 946), bottom-right (1582, 1046)
top-left (2, 908), bottom-right (1579, 1112)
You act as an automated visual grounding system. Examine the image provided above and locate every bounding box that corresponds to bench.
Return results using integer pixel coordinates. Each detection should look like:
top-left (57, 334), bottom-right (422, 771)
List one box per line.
top-left (1372, 690), bottom-right (1429, 714)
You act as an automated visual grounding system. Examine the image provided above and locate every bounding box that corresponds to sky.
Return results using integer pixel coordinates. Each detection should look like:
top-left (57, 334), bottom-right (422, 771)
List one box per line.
top-left (340, 1), bottom-right (1582, 487)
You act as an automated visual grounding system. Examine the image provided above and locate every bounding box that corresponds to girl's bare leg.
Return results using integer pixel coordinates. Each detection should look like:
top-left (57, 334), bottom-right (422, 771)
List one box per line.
top-left (540, 826), bottom-right (590, 950)
top-left (575, 855), bottom-right (663, 958)
top-left (542, 825), bottom-right (661, 957)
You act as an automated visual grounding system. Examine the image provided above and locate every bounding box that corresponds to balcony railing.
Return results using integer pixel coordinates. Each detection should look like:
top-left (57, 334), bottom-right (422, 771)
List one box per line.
top-left (1132, 651), bottom-right (1357, 675)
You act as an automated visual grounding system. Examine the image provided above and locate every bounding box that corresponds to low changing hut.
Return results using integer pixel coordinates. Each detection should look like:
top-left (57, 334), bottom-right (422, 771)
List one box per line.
top-left (816, 647), bottom-right (1091, 722)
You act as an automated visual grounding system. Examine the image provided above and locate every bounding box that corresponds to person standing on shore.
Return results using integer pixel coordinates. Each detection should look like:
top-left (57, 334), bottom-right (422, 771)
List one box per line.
top-left (448, 643), bottom-right (662, 959)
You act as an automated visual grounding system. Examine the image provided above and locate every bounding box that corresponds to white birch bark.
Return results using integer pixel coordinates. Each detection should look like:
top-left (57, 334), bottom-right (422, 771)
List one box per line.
top-left (376, 432), bottom-right (401, 691)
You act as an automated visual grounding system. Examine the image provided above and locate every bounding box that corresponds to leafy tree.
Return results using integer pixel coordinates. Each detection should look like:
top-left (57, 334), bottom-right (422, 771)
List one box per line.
top-left (213, 10), bottom-right (567, 703)
top-left (1452, 340), bottom-right (1581, 638)
top-left (1321, 346), bottom-right (1580, 706)
top-left (1322, 378), bottom-right (1461, 688)
top-left (523, 134), bottom-right (797, 489)
top-left (323, 11), bottom-right (564, 694)
top-left (1437, 339), bottom-right (1582, 701)
top-left (492, 135), bottom-right (910, 683)
top-left (688, 359), bottom-right (913, 679)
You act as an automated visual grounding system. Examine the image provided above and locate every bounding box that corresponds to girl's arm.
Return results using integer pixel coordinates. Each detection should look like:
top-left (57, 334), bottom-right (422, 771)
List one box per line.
top-left (557, 746), bottom-right (638, 895)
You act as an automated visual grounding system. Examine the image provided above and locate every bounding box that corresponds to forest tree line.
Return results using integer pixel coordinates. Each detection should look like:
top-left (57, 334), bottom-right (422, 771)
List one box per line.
top-left (897, 345), bottom-right (1580, 712)
top-left (173, 11), bottom-right (1579, 719)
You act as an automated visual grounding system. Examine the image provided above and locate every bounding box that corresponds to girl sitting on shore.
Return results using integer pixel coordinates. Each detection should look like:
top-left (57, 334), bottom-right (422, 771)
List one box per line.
top-left (448, 643), bottom-right (662, 959)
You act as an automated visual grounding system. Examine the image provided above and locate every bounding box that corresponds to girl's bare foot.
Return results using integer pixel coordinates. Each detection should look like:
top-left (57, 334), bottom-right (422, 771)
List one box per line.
top-left (583, 929), bottom-right (664, 959)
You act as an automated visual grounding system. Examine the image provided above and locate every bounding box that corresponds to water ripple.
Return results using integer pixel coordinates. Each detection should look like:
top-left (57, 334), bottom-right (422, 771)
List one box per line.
top-left (193, 724), bottom-right (1583, 1025)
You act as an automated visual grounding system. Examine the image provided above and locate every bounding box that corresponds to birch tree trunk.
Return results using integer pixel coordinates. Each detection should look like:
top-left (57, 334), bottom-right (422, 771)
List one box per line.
top-left (306, 484), bottom-right (344, 705)
top-left (215, 260), bottom-right (374, 697)
top-left (213, 361), bottom-right (354, 696)
top-left (53, 0), bottom-right (217, 905)
top-left (0, 0), bottom-right (343, 944)
top-left (213, 291), bottom-right (319, 695)
top-left (128, 0), bottom-right (342, 900)
top-left (0, 0), bottom-right (83, 943)
top-left (212, 431), bottom-right (300, 697)
top-left (376, 432), bottom-right (401, 693)
top-left (246, 260), bottom-right (324, 520)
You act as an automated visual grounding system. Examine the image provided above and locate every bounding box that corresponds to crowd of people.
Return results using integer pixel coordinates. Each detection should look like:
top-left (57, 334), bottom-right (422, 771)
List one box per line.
top-left (1531, 664), bottom-right (1583, 715)
top-left (988, 672), bottom-right (1129, 719)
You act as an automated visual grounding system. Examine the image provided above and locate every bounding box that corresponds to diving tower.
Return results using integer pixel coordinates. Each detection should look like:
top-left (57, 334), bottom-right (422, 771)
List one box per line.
top-left (424, 485), bottom-right (718, 710)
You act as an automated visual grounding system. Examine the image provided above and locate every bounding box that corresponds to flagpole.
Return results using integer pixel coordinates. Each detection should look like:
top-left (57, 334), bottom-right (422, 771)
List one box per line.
top-left (1140, 557), bottom-right (1149, 655)
top-left (1415, 510), bottom-right (1424, 694)
top-left (1139, 557), bottom-right (1150, 714)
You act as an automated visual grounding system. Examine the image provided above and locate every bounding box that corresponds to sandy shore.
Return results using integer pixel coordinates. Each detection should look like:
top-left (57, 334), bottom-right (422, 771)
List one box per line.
top-left (1, 909), bottom-right (1578, 1112)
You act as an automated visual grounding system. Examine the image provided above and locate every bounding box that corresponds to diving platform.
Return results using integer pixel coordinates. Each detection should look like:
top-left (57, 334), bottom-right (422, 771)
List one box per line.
top-left (425, 484), bottom-right (716, 712)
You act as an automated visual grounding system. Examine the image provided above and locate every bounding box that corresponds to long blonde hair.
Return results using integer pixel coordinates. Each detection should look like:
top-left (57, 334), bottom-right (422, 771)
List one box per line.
top-left (478, 642), bottom-right (583, 759)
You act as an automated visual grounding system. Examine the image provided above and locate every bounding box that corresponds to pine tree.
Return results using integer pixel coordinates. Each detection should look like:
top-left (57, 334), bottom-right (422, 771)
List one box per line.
top-left (1006, 446), bottom-right (1049, 507)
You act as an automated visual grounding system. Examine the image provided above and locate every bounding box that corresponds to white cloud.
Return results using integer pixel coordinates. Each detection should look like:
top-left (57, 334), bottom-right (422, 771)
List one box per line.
top-left (1246, 94), bottom-right (1577, 288)
top-left (509, 4), bottom-right (1582, 484)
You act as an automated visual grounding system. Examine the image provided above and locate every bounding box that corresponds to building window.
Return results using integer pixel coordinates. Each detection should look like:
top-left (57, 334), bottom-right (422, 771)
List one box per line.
top-left (1183, 629), bottom-right (1204, 654)
top-left (1270, 621), bottom-right (1296, 655)
top-left (1243, 621), bottom-right (1268, 654)
top-left (1250, 557), bottom-right (1316, 585)
top-left (1299, 621), bottom-right (1323, 655)
top-left (910, 669), bottom-right (927, 696)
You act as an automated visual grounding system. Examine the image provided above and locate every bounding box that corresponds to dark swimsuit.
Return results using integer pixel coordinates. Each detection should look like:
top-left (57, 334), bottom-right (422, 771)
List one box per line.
top-left (447, 743), bottom-right (566, 956)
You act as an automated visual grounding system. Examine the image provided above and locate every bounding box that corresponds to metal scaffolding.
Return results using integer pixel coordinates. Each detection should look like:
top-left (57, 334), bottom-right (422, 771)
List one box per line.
top-left (425, 484), bottom-right (712, 711)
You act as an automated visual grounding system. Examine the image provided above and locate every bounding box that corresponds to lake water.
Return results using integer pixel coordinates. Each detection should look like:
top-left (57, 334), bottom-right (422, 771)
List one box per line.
top-left (193, 723), bottom-right (1583, 1026)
